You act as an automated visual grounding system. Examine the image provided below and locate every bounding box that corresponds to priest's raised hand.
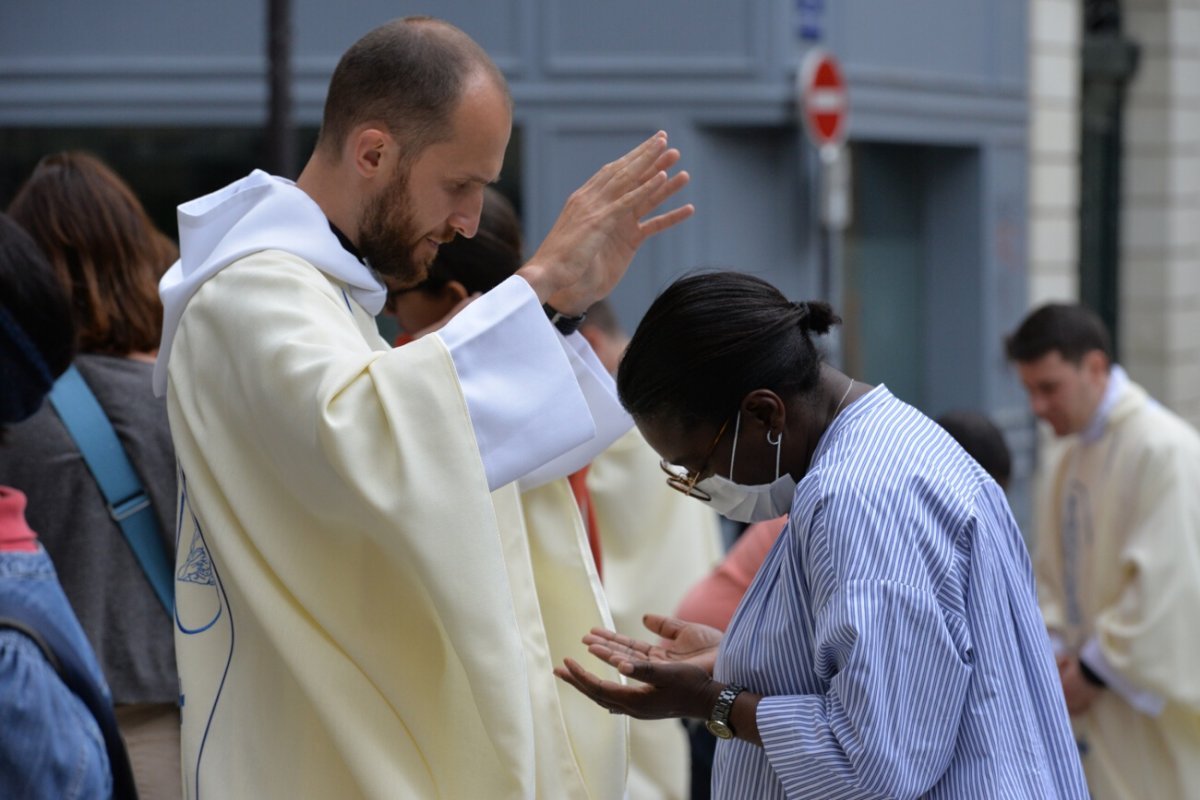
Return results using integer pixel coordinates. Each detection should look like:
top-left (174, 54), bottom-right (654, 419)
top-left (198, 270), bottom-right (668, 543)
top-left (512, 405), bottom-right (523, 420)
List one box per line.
top-left (517, 132), bottom-right (692, 315)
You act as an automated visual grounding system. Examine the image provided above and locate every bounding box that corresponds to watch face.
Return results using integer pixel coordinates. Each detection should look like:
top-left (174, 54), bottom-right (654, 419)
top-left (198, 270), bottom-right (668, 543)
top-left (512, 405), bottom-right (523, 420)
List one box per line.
top-left (705, 719), bottom-right (734, 740)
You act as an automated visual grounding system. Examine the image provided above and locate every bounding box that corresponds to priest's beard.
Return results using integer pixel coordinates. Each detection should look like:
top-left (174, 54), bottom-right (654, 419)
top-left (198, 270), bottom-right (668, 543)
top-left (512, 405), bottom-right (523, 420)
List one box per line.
top-left (358, 165), bottom-right (432, 286)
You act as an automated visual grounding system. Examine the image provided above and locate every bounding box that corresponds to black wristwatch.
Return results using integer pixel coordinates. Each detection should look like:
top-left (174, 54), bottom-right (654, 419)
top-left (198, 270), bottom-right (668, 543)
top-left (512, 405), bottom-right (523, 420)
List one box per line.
top-left (544, 303), bottom-right (587, 336)
top-left (705, 684), bottom-right (746, 740)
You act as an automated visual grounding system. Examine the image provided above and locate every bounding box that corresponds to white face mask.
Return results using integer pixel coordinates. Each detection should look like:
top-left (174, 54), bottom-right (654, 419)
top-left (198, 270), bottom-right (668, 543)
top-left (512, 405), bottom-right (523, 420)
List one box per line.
top-left (694, 411), bottom-right (797, 523)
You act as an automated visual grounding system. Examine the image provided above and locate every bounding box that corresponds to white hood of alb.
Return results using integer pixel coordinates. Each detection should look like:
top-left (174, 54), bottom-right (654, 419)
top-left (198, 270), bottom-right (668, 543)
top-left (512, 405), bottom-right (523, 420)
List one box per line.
top-left (154, 170), bottom-right (387, 395)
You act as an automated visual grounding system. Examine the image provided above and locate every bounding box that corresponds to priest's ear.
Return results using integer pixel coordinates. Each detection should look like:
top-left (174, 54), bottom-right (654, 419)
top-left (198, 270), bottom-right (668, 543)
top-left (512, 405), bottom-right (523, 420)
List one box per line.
top-left (350, 125), bottom-right (395, 179)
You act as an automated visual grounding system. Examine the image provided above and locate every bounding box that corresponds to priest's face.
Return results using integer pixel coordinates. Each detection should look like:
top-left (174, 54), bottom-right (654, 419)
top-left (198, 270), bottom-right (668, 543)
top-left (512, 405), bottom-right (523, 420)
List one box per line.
top-left (359, 73), bottom-right (511, 288)
top-left (358, 164), bottom-right (425, 283)
top-left (1015, 349), bottom-right (1109, 437)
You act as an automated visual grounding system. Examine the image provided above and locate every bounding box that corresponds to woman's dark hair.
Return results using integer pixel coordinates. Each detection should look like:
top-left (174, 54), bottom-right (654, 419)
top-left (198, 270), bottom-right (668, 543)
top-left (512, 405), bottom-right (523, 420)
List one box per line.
top-left (8, 151), bottom-right (177, 356)
top-left (617, 271), bottom-right (841, 428)
top-left (0, 213), bottom-right (75, 433)
top-left (417, 186), bottom-right (522, 295)
top-left (0, 212), bottom-right (74, 376)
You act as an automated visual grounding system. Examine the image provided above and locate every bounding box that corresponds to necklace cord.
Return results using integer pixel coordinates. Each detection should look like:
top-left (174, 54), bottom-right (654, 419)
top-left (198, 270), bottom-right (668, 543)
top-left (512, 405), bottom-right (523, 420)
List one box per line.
top-left (834, 378), bottom-right (855, 415)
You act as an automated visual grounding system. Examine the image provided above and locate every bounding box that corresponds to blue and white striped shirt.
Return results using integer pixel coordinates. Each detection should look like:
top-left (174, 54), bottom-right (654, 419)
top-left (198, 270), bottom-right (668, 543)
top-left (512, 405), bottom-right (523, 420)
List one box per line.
top-left (713, 386), bottom-right (1088, 799)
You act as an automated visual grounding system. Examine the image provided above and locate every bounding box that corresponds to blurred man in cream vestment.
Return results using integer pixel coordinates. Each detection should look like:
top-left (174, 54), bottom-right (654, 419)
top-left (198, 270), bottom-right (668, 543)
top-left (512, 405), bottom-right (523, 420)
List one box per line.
top-left (1008, 303), bottom-right (1200, 800)
top-left (155, 17), bottom-right (692, 799)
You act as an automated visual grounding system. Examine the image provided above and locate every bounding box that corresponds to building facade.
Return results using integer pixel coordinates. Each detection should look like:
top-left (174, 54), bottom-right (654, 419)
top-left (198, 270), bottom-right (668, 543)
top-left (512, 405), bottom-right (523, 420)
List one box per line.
top-left (1, 0), bottom-right (1036, 519)
top-left (1030, 0), bottom-right (1200, 427)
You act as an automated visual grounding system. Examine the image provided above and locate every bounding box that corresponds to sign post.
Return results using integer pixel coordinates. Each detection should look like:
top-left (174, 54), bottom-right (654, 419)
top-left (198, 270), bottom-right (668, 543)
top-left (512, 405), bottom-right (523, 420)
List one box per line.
top-left (797, 48), bottom-right (850, 366)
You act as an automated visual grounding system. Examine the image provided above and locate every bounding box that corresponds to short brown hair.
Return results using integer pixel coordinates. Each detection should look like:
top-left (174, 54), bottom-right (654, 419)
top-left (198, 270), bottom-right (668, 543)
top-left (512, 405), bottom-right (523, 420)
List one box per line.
top-left (1004, 303), bottom-right (1112, 366)
top-left (316, 17), bottom-right (509, 160)
top-left (7, 151), bottom-right (177, 356)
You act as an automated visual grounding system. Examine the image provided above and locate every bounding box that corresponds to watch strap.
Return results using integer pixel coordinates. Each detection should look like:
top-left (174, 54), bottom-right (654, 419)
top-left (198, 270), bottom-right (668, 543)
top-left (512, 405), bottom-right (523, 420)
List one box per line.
top-left (544, 303), bottom-right (588, 336)
top-left (708, 683), bottom-right (746, 735)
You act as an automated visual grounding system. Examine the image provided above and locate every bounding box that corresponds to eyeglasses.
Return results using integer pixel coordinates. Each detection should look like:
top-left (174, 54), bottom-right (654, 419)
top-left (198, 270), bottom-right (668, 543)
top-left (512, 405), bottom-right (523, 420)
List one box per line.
top-left (659, 416), bottom-right (731, 502)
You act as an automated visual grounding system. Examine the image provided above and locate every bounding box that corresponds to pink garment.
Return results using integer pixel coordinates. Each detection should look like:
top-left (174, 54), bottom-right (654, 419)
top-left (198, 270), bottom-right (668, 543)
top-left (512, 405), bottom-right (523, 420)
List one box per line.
top-left (0, 486), bottom-right (38, 553)
top-left (674, 515), bottom-right (786, 631)
top-left (567, 466), bottom-right (603, 582)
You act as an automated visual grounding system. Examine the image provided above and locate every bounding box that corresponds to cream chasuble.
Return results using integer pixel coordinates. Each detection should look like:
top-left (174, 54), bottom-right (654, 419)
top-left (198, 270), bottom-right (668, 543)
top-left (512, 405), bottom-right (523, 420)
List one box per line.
top-left (587, 427), bottom-right (724, 800)
top-left (170, 255), bottom-right (626, 798)
top-left (1034, 377), bottom-right (1200, 799)
top-left (160, 172), bottom-right (630, 798)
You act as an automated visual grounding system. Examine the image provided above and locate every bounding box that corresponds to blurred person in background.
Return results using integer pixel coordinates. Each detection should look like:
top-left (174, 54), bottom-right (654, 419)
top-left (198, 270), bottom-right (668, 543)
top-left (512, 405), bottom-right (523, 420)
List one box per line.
top-left (581, 300), bottom-right (723, 800)
top-left (935, 410), bottom-right (1012, 491)
top-left (577, 300), bottom-right (629, 375)
top-left (1007, 303), bottom-right (1200, 799)
top-left (557, 271), bottom-right (1087, 799)
top-left (4, 152), bottom-right (180, 799)
top-left (0, 212), bottom-right (137, 799)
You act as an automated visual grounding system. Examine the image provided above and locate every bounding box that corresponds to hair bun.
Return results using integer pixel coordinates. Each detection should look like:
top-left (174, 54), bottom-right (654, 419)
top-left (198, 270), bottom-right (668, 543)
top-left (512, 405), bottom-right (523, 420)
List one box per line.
top-left (795, 300), bottom-right (841, 336)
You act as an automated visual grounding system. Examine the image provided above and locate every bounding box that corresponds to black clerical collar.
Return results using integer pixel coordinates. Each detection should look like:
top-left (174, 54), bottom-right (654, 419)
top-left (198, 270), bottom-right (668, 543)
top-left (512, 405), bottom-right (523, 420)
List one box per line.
top-left (328, 221), bottom-right (367, 266)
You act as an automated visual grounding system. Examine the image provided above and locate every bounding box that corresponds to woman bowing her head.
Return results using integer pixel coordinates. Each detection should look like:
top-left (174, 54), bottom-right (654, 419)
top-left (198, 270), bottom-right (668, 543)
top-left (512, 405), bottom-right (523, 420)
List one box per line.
top-left (556, 271), bottom-right (1089, 799)
top-left (620, 274), bottom-right (854, 525)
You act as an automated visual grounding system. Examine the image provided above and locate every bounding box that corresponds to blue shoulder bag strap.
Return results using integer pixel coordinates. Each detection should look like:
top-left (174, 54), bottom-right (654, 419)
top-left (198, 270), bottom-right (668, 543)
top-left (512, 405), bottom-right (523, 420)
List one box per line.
top-left (48, 364), bottom-right (174, 616)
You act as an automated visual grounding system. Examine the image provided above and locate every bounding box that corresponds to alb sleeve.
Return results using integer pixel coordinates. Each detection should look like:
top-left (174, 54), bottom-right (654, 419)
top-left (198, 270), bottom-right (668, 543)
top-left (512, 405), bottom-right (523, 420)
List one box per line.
top-left (435, 276), bottom-right (631, 491)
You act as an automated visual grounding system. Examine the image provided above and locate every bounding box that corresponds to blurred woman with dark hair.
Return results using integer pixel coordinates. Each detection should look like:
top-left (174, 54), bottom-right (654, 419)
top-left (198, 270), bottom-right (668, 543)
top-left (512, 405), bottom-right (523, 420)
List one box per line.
top-left (4, 152), bottom-right (180, 799)
top-left (556, 271), bottom-right (1089, 799)
top-left (0, 211), bottom-right (137, 799)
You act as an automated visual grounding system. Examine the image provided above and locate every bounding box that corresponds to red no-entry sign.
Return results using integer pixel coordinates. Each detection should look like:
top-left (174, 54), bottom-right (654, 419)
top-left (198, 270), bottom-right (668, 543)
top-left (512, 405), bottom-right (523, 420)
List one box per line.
top-left (799, 49), bottom-right (848, 149)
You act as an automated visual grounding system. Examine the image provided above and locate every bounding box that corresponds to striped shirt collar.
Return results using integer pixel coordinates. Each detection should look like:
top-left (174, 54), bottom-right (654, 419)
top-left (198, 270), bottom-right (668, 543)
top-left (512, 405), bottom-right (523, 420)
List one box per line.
top-left (811, 383), bottom-right (891, 466)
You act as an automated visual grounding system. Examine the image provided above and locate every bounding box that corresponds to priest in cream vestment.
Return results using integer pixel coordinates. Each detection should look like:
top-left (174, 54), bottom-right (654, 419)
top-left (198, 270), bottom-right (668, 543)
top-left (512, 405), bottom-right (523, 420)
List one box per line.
top-left (1010, 304), bottom-right (1200, 800)
top-left (158, 171), bottom-right (631, 799)
top-left (153, 19), bottom-right (692, 797)
top-left (1033, 370), bottom-right (1200, 799)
